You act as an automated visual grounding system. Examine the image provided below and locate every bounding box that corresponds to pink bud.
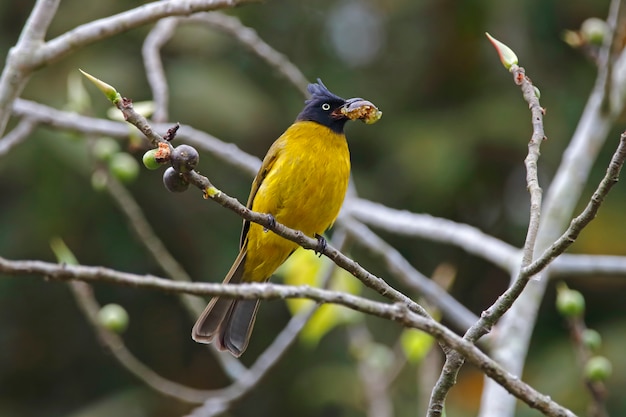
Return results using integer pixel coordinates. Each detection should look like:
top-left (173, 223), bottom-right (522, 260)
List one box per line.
top-left (486, 33), bottom-right (519, 70)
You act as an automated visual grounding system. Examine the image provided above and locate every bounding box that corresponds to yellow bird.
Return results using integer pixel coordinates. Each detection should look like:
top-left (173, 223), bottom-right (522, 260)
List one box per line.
top-left (192, 80), bottom-right (381, 356)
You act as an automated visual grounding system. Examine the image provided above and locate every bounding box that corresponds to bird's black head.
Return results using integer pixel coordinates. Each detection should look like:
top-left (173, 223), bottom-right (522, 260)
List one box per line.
top-left (296, 79), bottom-right (349, 134)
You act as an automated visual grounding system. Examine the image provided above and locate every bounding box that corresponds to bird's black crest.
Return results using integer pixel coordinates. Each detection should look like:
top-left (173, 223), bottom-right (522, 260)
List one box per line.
top-left (297, 79), bottom-right (348, 133)
top-left (305, 79), bottom-right (345, 104)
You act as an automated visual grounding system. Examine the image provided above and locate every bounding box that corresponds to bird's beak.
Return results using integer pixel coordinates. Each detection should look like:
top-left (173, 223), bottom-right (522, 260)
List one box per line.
top-left (335, 98), bottom-right (383, 124)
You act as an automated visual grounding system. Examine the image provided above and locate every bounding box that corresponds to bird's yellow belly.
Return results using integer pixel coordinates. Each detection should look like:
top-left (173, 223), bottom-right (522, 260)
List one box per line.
top-left (243, 122), bottom-right (350, 282)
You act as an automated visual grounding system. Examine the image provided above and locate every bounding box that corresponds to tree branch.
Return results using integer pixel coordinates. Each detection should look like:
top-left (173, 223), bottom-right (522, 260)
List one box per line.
top-left (142, 17), bottom-right (178, 123)
top-left (40, 0), bottom-right (259, 67)
top-left (0, 117), bottom-right (37, 156)
top-left (0, 256), bottom-right (577, 417)
top-left (551, 254), bottom-right (626, 278)
top-left (0, 0), bottom-right (60, 135)
top-left (342, 217), bottom-right (479, 332)
top-left (345, 198), bottom-right (518, 272)
top-left (428, 58), bottom-right (570, 417)
top-left (480, 2), bottom-right (626, 414)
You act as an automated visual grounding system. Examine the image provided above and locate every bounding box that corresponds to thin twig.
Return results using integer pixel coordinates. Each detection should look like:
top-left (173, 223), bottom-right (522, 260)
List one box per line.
top-left (601, 0), bottom-right (623, 113)
top-left (104, 172), bottom-right (205, 315)
top-left (188, 13), bottom-right (309, 95)
top-left (142, 11), bottom-right (310, 124)
top-left (142, 17), bottom-right (178, 123)
top-left (69, 281), bottom-right (214, 403)
top-left (0, 117), bottom-right (37, 156)
top-left (417, 264), bottom-right (455, 417)
top-left (565, 314), bottom-right (608, 417)
top-left (517, 63), bottom-right (546, 269)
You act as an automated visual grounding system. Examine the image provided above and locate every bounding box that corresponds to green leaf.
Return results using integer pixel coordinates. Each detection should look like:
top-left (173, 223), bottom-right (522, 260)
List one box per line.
top-left (50, 237), bottom-right (79, 265)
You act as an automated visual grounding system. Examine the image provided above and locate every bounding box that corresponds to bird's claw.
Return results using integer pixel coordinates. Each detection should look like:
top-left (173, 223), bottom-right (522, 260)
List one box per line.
top-left (314, 233), bottom-right (327, 257)
top-left (263, 213), bottom-right (276, 232)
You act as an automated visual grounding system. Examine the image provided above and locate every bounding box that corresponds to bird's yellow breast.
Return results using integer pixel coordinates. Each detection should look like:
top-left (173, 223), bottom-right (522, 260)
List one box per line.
top-left (243, 121), bottom-right (351, 282)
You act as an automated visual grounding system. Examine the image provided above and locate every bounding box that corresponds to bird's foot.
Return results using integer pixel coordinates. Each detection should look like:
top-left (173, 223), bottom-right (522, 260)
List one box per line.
top-left (263, 213), bottom-right (276, 232)
top-left (314, 233), bottom-right (327, 257)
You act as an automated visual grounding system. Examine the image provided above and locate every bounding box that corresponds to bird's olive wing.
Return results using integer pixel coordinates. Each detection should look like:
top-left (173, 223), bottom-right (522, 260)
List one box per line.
top-left (239, 139), bottom-right (284, 248)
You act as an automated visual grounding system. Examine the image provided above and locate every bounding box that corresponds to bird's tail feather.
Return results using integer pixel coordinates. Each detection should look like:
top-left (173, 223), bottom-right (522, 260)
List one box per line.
top-left (191, 295), bottom-right (234, 343)
top-left (191, 250), bottom-right (260, 356)
top-left (219, 298), bottom-right (260, 356)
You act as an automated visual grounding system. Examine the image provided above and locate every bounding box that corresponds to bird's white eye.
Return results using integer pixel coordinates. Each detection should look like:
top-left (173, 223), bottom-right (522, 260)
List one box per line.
top-left (322, 103), bottom-right (331, 111)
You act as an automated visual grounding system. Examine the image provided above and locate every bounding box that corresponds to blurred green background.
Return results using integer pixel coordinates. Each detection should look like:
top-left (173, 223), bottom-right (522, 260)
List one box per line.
top-left (1, 0), bottom-right (625, 416)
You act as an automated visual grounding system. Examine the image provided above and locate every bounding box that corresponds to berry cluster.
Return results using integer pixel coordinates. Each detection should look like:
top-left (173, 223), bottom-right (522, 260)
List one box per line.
top-left (143, 143), bottom-right (199, 193)
top-left (556, 284), bottom-right (613, 383)
top-left (90, 137), bottom-right (140, 189)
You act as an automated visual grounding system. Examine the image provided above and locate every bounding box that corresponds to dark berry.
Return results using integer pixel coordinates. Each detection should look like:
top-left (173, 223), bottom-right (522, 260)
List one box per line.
top-left (163, 167), bottom-right (189, 192)
top-left (171, 144), bottom-right (199, 173)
